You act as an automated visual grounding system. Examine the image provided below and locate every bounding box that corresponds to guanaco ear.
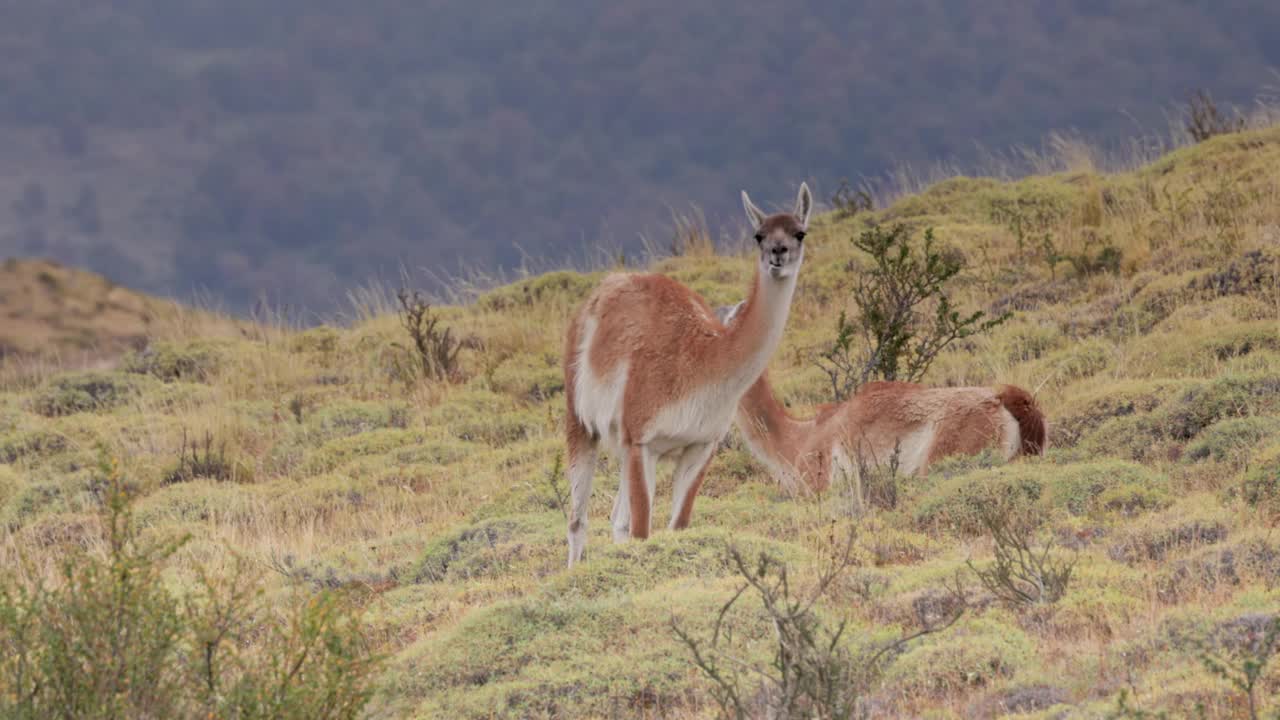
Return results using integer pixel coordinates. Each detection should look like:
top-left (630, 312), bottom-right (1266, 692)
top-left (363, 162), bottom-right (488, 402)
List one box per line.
top-left (741, 190), bottom-right (767, 230)
top-left (714, 301), bottom-right (744, 325)
top-left (794, 182), bottom-right (813, 229)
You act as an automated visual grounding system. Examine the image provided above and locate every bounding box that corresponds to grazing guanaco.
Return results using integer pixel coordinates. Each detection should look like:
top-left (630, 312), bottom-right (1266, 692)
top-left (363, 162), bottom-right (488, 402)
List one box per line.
top-left (563, 184), bottom-right (812, 565)
top-left (717, 303), bottom-right (1046, 492)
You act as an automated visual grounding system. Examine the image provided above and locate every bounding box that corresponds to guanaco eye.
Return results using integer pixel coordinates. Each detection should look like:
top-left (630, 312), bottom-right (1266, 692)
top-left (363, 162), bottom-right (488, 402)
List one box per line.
top-left (754, 233), bottom-right (764, 243)
top-left (794, 231), bottom-right (806, 241)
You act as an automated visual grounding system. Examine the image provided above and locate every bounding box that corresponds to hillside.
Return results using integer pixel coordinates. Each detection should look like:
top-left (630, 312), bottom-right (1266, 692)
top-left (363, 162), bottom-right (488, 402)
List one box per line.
top-left (3, 125), bottom-right (1280, 717)
top-left (1, 1), bottom-right (1279, 311)
top-left (0, 257), bottom-right (243, 359)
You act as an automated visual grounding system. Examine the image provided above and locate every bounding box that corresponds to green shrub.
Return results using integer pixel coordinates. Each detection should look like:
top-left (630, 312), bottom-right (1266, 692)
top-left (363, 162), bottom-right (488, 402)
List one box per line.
top-left (0, 465), bottom-right (20, 513)
top-left (673, 533), bottom-right (963, 720)
top-left (290, 326), bottom-right (342, 354)
top-left (302, 429), bottom-right (462, 475)
top-left (1185, 417), bottom-right (1280, 464)
top-left (814, 224), bottom-right (1009, 400)
top-left (1241, 445), bottom-right (1280, 510)
top-left (478, 271), bottom-right (596, 311)
top-left (1164, 374), bottom-right (1280, 441)
top-left (1080, 413), bottom-right (1170, 462)
top-left (487, 354), bottom-right (563, 401)
top-left (915, 460), bottom-right (1165, 534)
top-left (1154, 537), bottom-right (1280, 603)
top-left (1079, 375), bottom-right (1280, 460)
top-left (121, 340), bottom-right (225, 382)
top-left (1045, 338), bottom-right (1111, 381)
top-left (1107, 505), bottom-right (1230, 564)
top-left (307, 401), bottom-right (409, 439)
top-left (30, 372), bottom-right (141, 417)
top-left (915, 469), bottom-right (1043, 534)
top-left (403, 588), bottom-right (741, 719)
top-left (1053, 379), bottom-right (1191, 448)
top-left (424, 390), bottom-right (539, 446)
top-left (0, 479), bottom-right (69, 530)
top-left (0, 429), bottom-right (67, 463)
top-left (414, 515), bottom-right (558, 584)
top-left (549, 528), bottom-right (803, 599)
top-left (394, 289), bottom-right (465, 382)
top-left (997, 322), bottom-right (1064, 363)
top-left (0, 456), bottom-right (379, 719)
top-left (968, 501), bottom-right (1075, 607)
top-left (163, 430), bottom-right (250, 485)
top-left (884, 616), bottom-right (1034, 697)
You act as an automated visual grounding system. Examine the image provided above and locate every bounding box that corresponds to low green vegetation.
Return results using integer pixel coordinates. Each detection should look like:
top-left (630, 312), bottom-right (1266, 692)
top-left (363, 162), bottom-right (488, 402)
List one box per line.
top-left (2, 124), bottom-right (1280, 717)
top-left (0, 455), bottom-right (378, 719)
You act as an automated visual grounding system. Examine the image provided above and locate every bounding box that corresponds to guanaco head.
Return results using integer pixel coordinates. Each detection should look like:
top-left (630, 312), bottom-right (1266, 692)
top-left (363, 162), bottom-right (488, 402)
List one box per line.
top-left (741, 182), bottom-right (812, 280)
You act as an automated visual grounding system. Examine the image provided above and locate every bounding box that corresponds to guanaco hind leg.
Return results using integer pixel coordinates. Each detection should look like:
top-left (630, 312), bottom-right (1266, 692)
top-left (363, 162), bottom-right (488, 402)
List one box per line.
top-left (625, 444), bottom-right (658, 540)
top-left (565, 434), bottom-right (598, 567)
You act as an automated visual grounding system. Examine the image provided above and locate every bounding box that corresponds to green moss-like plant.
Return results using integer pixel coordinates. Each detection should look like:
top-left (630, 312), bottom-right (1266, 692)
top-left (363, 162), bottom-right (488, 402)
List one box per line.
top-left (121, 340), bottom-right (227, 382)
top-left (478, 270), bottom-right (598, 312)
top-left (289, 326), bottom-right (342, 354)
top-left (30, 372), bottom-right (142, 417)
top-left (1241, 444), bottom-right (1280, 510)
top-left (1186, 416), bottom-right (1280, 464)
top-left (883, 616), bottom-right (1035, 697)
top-left (487, 354), bottom-right (563, 402)
top-left (306, 400), bottom-right (411, 440)
top-left (915, 459), bottom-right (1165, 534)
top-left (0, 429), bottom-right (68, 464)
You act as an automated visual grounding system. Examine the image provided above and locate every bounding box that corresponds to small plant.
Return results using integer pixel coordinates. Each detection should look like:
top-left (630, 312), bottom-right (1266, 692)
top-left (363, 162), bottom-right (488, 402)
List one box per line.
top-left (1039, 229), bottom-right (1123, 280)
top-left (989, 197), bottom-right (1065, 253)
top-left (967, 502), bottom-right (1075, 607)
top-left (1037, 231), bottom-right (1067, 280)
top-left (0, 453), bottom-right (379, 719)
top-left (1185, 89), bottom-right (1245, 144)
top-left (394, 289), bottom-right (463, 382)
top-left (288, 394), bottom-right (309, 424)
top-left (830, 180), bottom-right (873, 219)
top-left (1107, 690), bottom-right (1182, 719)
top-left (1065, 240), bottom-right (1122, 277)
top-left (31, 372), bottom-right (139, 417)
top-left (164, 429), bottom-right (236, 485)
top-left (672, 528), bottom-right (964, 719)
top-left (668, 208), bottom-right (717, 257)
top-left (543, 451), bottom-right (568, 519)
top-left (856, 441), bottom-right (900, 512)
top-left (814, 224), bottom-right (1009, 401)
top-left (1202, 176), bottom-right (1251, 256)
top-left (1197, 615), bottom-right (1280, 720)
top-left (122, 341), bottom-right (222, 382)
top-left (831, 442), bottom-right (901, 517)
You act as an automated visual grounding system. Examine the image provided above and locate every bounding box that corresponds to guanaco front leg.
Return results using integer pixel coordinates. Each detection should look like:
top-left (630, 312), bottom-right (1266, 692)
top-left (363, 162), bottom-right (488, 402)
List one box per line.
top-left (669, 441), bottom-right (715, 530)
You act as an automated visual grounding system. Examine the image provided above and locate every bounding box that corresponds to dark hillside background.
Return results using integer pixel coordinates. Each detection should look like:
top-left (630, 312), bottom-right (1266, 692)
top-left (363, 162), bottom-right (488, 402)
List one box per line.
top-left (0, 0), bottom-right (1277, 312)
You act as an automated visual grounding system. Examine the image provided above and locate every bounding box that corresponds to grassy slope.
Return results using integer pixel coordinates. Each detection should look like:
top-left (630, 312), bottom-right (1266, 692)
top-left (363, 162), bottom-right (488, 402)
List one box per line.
top-left (0, 257), bottom-right (243, 358)
top-left (3, 126), bottom-right (1280, 718)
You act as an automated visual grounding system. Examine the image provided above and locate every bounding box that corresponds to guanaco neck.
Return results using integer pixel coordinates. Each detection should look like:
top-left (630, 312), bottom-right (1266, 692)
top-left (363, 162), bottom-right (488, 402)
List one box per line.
top-left (735, 372), bottom-right (819, 482)
top-left (713, 266), bottom-right (799, 392)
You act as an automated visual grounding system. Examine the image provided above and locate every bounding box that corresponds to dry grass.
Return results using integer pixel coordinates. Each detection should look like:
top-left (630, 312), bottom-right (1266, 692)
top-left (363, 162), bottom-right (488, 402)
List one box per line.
top-left (3, 123), bottom-right (1280, 718)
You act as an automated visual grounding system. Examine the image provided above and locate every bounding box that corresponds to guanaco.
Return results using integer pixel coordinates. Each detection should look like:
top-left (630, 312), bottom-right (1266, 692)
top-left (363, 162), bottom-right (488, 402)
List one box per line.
top-left (563, 185), bottom-right (813, 565)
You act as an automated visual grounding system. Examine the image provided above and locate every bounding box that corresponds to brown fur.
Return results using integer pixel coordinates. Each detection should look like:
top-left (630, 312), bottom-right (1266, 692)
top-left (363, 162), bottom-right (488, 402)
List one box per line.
top-left (996, 384), bottom-right (1047, 455)
top-left (736, 375), bottom-right (1047, 492)
top-left (672, 461), bottom-right (710, 529)
top-left (563, 185), bottom-right (811, 564)
top-left (579, 272), bottom-right (775, 442)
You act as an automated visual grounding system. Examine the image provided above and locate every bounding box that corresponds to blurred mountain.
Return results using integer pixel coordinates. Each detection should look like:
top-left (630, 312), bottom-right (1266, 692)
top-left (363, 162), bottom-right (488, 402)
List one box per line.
top-left (0, 0), bottom-right (1277, 311)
